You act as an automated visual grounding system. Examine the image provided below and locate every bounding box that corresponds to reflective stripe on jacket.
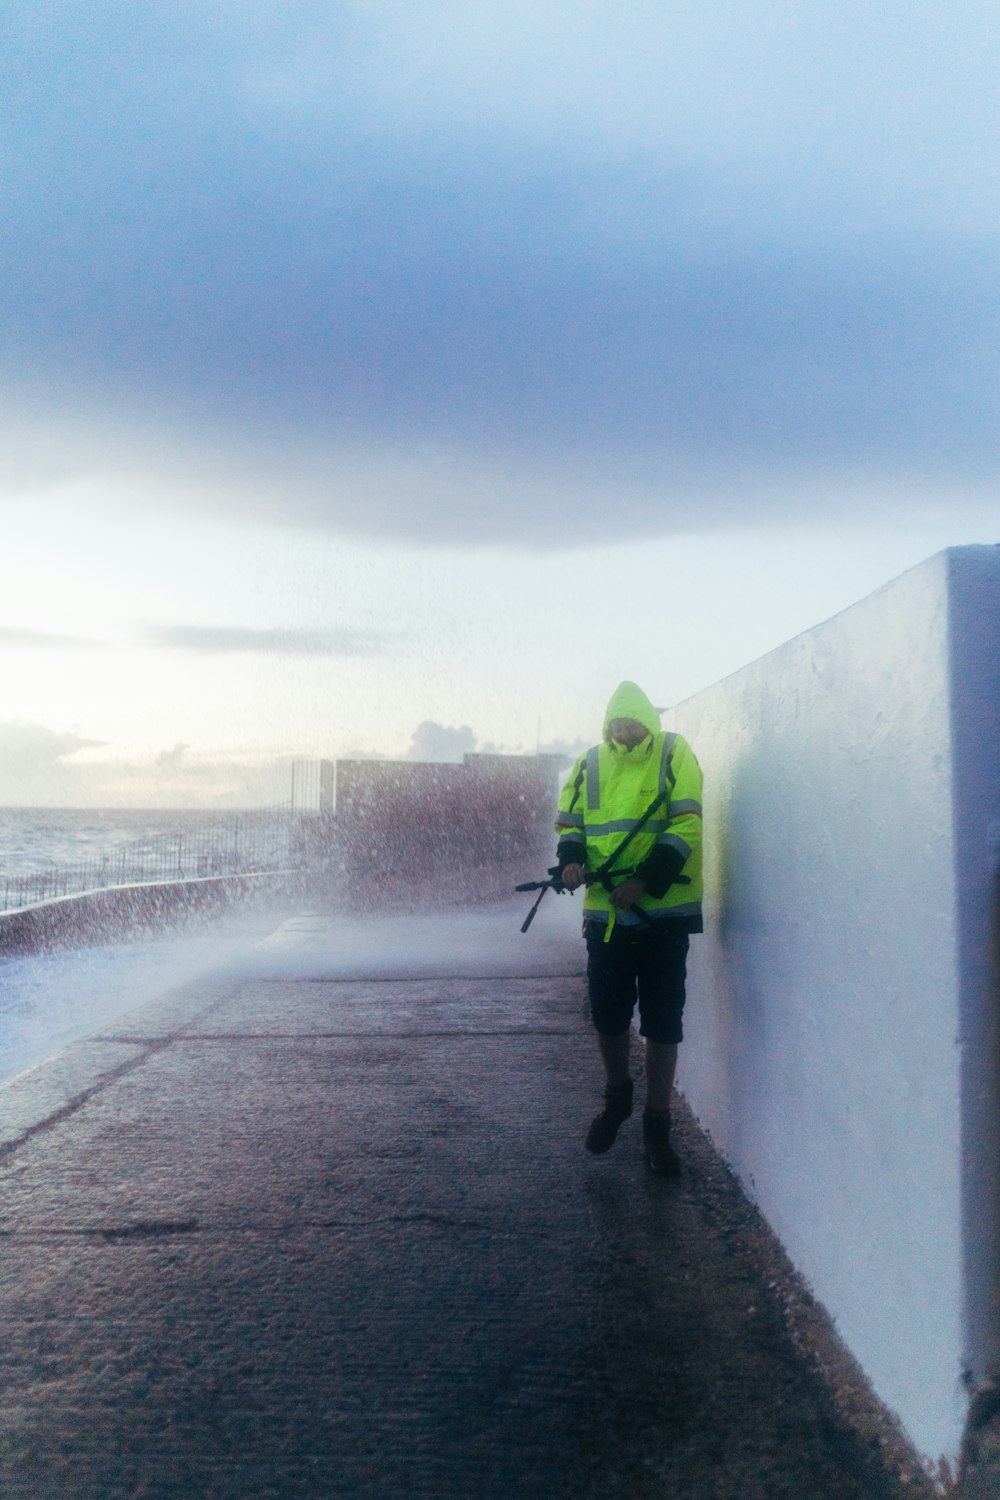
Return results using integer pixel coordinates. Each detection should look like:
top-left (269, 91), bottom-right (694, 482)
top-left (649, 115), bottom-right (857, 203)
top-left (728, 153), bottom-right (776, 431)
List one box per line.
top-left (554, 728), bottom-right (703, 932)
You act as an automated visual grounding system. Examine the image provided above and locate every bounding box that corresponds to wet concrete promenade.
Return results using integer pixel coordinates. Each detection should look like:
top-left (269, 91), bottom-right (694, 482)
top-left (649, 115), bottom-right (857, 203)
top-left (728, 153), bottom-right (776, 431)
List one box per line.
top-left (0, 909), bottom-right (933, 1498)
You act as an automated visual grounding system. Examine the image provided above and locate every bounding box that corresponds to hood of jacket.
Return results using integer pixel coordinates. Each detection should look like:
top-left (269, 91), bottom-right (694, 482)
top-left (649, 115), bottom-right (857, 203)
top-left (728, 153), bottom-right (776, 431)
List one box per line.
top-left (602, 681), bottom-right (661, 743)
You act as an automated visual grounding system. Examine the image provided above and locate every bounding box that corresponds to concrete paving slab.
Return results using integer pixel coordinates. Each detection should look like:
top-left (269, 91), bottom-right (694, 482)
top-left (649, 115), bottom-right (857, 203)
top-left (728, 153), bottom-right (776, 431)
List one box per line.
top-left (0, 1041), bottom-right (149, 1157)
top-left (88, 972), bottom-right (253, 1039)
top-left (0, 937), bottom-right (935, 1499)
top-left (246, 903), bottom-right (585, 981)
top-left (169, 974), bottom-right (587, 1037)
top-left (0, 1022), bottom-right (590, 1234)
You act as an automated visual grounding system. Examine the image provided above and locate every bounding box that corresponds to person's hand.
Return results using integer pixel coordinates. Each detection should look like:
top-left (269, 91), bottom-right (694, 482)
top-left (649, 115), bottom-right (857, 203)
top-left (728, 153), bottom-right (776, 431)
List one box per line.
top-left (561, 863), bottom-right (585, 891)
top-left (609, 876), bottom-right (646, 909)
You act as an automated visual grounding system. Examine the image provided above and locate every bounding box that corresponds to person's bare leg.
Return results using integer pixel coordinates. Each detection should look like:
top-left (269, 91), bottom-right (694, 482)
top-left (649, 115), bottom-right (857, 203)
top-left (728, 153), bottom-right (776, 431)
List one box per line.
top-left (585, 1030), bottom-right (634, 1153)
top-left (645, 1040), bottom-right (678, 1112)
top-left (597, 1029), bottom-right (631, 1087)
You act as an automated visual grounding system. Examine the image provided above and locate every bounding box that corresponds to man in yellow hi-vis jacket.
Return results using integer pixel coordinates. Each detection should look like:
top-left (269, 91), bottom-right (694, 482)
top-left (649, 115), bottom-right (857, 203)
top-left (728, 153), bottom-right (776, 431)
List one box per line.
top-left (555, 681), bottom-right (703, 1175)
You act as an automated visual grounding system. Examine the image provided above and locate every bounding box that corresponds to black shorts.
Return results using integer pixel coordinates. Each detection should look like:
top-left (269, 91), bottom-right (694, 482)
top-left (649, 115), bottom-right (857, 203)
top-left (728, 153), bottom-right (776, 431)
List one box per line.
top-left (585, 920), bottom-right (689, 1045)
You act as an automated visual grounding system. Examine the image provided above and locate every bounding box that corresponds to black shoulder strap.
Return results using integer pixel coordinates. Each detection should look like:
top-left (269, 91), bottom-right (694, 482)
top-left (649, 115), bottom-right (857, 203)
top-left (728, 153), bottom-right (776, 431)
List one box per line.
top-left (564, 757), bottom-right (588, 816)
top-left (594, 733), bottom-right (678, 881)
top-left (658, 732), bottom-right (678, 798)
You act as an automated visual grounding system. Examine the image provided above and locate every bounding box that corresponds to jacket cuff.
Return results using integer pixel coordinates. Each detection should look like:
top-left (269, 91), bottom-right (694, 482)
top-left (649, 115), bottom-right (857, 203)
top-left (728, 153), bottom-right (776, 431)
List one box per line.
top-left (635, 843), bottom-right (685, 898)
top-left (556, 840), bottom-right (587, 876)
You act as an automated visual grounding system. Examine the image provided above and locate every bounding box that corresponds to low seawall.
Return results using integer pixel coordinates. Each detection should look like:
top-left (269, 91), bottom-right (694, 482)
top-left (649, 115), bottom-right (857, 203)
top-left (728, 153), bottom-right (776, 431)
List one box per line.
top-left (0, 872), bottom-right (295, 955)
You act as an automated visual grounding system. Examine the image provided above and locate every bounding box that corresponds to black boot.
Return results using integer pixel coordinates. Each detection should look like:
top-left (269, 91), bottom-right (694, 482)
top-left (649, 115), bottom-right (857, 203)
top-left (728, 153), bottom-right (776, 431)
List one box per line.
top-left (643, 1108), bottom-right (681, 1177)
top-left (585, 1080), bottom-right (634, 1154)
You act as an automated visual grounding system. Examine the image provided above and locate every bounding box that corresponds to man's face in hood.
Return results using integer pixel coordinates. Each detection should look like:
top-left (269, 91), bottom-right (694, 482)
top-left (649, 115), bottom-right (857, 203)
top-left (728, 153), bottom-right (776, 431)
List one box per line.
top-left (602, 681), bottom-right (661, 743)
top-left (607, 717), bottom-right (650, 749)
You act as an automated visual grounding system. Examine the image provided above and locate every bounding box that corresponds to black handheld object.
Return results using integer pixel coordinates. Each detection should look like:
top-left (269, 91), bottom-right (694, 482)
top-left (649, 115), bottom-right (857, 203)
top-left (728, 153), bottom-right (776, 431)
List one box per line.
top-left (516, 857), bottom-right (690, 934)
top-left (514, 866), bottom-right (565, 933)
top-left (515, 865), bottom-right (657, 934)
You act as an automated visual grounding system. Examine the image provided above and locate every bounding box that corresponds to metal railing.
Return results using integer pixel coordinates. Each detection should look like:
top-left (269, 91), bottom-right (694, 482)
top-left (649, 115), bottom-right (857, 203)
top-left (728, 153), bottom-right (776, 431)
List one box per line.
top-left (0, 806), bottom-right (298, 914)
top-left (290, 759), bottom-right (335, 814)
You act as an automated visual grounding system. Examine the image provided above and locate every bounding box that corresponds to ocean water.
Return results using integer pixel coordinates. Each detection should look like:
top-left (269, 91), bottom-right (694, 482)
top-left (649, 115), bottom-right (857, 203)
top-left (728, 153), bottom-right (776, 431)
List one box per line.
top-left (0, 807), bottom-right (247, 880)
top-left (0, 806), bottom-right (298, 913)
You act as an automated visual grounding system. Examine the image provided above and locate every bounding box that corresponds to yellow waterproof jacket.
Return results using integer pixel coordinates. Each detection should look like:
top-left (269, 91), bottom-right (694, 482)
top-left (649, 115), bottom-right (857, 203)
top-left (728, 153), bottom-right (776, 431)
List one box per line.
top-left (554, 681), bottom-right (703, 934)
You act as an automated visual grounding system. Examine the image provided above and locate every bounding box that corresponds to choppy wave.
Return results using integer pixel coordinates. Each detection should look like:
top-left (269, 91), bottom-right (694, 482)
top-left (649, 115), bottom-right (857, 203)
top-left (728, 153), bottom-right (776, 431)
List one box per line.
top-left (0, 807), bottom-right (252, 880)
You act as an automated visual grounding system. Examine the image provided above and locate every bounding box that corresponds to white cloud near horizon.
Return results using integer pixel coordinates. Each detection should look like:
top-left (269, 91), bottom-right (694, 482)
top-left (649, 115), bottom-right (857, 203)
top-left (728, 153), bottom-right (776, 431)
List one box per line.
top-left (155, 742), bottom-right (190, 769)
top-left (0, 722), bottom-right (109, 806)
top-left (0, 628), bottom-right (96, 650)
top-left (406, 722), bottom-right (477, 763)
top-left (138, 624), bottom-right (390, 657)
top-left (0, 723), bottom-right (106, 769)
top-left (0, 616), bottom-right (392, 659)
top-left (0, 722), bottom-right (299, 808)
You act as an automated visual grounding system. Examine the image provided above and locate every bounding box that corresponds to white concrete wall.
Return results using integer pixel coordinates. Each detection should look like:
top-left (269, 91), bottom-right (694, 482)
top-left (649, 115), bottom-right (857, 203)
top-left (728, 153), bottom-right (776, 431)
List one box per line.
top-left (949, 551), bottom-right (1000, 1406)
top-left (670, 546), bottom-right (1000, 1466)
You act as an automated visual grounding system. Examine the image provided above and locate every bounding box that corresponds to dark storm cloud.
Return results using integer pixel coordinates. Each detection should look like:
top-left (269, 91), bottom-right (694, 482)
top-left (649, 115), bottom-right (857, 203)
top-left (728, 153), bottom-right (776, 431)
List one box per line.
top-left (3, 3), bottom-right (998, 543)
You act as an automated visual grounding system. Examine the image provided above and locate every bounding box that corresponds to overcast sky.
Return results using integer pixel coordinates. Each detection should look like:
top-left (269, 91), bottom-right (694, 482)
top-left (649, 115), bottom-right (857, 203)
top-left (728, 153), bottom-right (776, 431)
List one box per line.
top-left (2, 1), bottom-right (997, 805)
